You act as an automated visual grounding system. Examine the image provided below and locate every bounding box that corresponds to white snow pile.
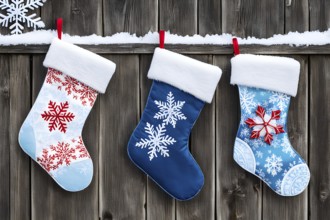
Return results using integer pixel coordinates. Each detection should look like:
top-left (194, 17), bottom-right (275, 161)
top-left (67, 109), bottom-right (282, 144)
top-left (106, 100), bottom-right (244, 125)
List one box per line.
top-left (0, 29), bottom-right (329, 46)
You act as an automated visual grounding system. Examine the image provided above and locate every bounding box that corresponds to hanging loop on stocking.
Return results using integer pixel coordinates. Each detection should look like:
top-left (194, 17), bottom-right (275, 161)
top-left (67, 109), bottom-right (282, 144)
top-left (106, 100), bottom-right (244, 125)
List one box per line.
top-left (57, 18), bottom-right (63, 40)
top-left (159, 30), bottom-right (165, 49)
top-left (232, 37), bottom-right (240, 55)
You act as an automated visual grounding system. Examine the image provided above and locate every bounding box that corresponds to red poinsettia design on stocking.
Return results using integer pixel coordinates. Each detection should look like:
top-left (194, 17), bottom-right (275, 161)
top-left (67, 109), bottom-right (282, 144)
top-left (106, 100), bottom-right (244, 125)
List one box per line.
top-left (245, 106), bottom-right (285, 144)
top-left (41, 101), bottom-right (75, 133)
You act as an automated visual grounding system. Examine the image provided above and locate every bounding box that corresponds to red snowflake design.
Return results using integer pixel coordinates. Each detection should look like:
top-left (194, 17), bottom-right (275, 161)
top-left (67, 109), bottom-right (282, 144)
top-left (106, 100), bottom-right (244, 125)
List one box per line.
top-left (62, 75), bottom-right (80, 96)
top-left (75, 136), bottom-right (90, 158)
top-left (245, 105), bottom-right (285, 145)
top-left (37, 149), bottom-right (55, 172)
top-left (36, 138), bottom-right (91, 172)
top-left (46, 68), bottom-right (63, 85)
top-left (45, 68), bottom-right (98, 106)
top-left (78, 84), bottom-right (97, 107)
top-left (41, 101), bottom-right (75, 133)
top-left (50, 142), bottom-right (77, 167)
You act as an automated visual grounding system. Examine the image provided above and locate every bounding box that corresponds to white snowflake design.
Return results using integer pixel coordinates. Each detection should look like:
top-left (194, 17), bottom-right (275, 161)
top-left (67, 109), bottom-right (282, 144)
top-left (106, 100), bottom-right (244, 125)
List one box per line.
top-left (256, 151), bottom-right (263, 158)
top-left (275, 179), bottom-right (282, 193)
top-left (250, 138), bottom-right (264, 150)
top-left (264, 154), bottom-right (283, 176)
top-left (270, 136), bottom-right (282, 149)
top-left (278, 112), bottom-right (287, 125)
top-left (264, 178), bottom-right (272, 186)
top-left (269, 91), bottom-right (290, 111)
top-left (240, 127), bottom-right (250, 137)
top-left (281, 138), bottom-right (296, 158)
top-left (239, 87), bottom-right (257, 114)
top-left (288, 159), bottom-right (304, 170)
top-left (135, 123), bottom-right (176, 161)
top-left (154, 91), bottom-right (186, 128)
top-left (78, 163), bottom-right (91, 175)
top-left (240, 113), bottom-right (249, 125)
top-left (256, 168), bottom-right (266, 178)
top-left (0, 0), bottom-right (46, 34)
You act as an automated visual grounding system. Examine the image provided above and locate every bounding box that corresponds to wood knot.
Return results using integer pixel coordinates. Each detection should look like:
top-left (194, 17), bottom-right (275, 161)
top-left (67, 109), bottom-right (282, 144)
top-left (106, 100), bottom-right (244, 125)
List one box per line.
top-left (320, 190), bottom-right (329, 202)
top-left (71, 7), bottom-right (82, 14)
top-left (102, 211), bottom-right (113, 220)
top-left (226, 183), bottom-right (246, 198)
top-left (0, 86), bottom-right (9, 97)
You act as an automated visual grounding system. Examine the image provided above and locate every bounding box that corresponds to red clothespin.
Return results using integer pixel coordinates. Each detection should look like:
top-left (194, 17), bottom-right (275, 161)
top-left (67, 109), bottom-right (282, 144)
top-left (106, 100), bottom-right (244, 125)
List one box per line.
top-left (232, 37), bottom-right (240, 55)
top-left (57, 18), bottom-right (63, 40)
top-left (159, 30), bottom-right (165, 48)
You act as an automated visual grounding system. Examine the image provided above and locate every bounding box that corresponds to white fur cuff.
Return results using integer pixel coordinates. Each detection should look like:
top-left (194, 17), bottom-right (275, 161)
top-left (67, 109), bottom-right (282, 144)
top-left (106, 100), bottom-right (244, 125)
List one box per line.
top-left (148, 48), bottom-right (222, 103)
top-left (230, 54), bottom-right (300, 96)
top-left (43, 38), bottom-right (116, 93)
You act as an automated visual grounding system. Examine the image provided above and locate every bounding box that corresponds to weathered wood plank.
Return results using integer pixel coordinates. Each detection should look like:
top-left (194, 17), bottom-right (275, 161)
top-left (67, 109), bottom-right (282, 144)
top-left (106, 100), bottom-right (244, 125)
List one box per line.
top-left (30, 55), bottom-right (99, 220)
top-left (99, 55), bottom-right (145, 220)
top-left (310, 0), bottom-right (330, 31)
top-left (285, 0), bottom-right (309, 33)
top-left (159, 0), bottom-right (197, 35)
top-left (41, 0), bottom-right (102, 35)
top-left (140, 55), bottom-right (175, 220)
top-left (176, 55), bottom-right (215, 220)
top-left (310, 55), bottom-right (330, 220)
top-left (0, 55), bottom-right (10, 220)
top-left (1, 44), bottom-right (330, 54)
top-left (103, 0), bottom-right (157, 36)
top-left (9, 55), bottom-right (31, 220)
top-left (262, 55), bottom-right (308, 220)
top-left (222, 0), bottom-right (284, 38)
top-left (215, 55), bottom-right (262, 220)
top-left (198, 0), bottom-right (221, 35)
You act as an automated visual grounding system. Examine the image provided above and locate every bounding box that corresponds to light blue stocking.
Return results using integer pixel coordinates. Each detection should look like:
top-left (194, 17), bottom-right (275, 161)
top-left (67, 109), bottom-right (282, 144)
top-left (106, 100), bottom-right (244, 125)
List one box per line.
top-left (234, 85), bottom-right (310, 196)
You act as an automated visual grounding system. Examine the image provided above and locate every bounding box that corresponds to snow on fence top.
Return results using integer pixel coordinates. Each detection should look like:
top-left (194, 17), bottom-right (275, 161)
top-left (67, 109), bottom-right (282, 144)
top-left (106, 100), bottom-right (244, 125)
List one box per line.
top-left (0, 29), bottom-right (329, 46)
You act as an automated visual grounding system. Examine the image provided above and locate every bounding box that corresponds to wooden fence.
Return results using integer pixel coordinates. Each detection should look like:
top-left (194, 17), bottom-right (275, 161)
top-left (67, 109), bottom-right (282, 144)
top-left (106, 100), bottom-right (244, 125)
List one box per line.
top-left (0, 0), bottom-right (329, 220)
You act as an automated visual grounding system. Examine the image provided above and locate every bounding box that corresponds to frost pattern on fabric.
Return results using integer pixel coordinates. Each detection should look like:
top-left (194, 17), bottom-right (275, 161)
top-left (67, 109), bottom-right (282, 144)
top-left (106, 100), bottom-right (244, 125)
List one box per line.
top-left (135, 123), bottom-right (176, 161)
top-left (0, 0), bottom-right (45, 34)
top-left (234, 85), bottom-right (310, 196)
top-left (154, 91), bottom-right (187, 128)
top-left (46, 68), bottom-right (98, 106)
top-left (281, 164), bottom-right (310, 196)
top-left (233, 138), bottom-right (256, 173)
top-left (37, 136), bottom-right (90, 172)
top-left (41, 101), bottom-right (75, 133)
